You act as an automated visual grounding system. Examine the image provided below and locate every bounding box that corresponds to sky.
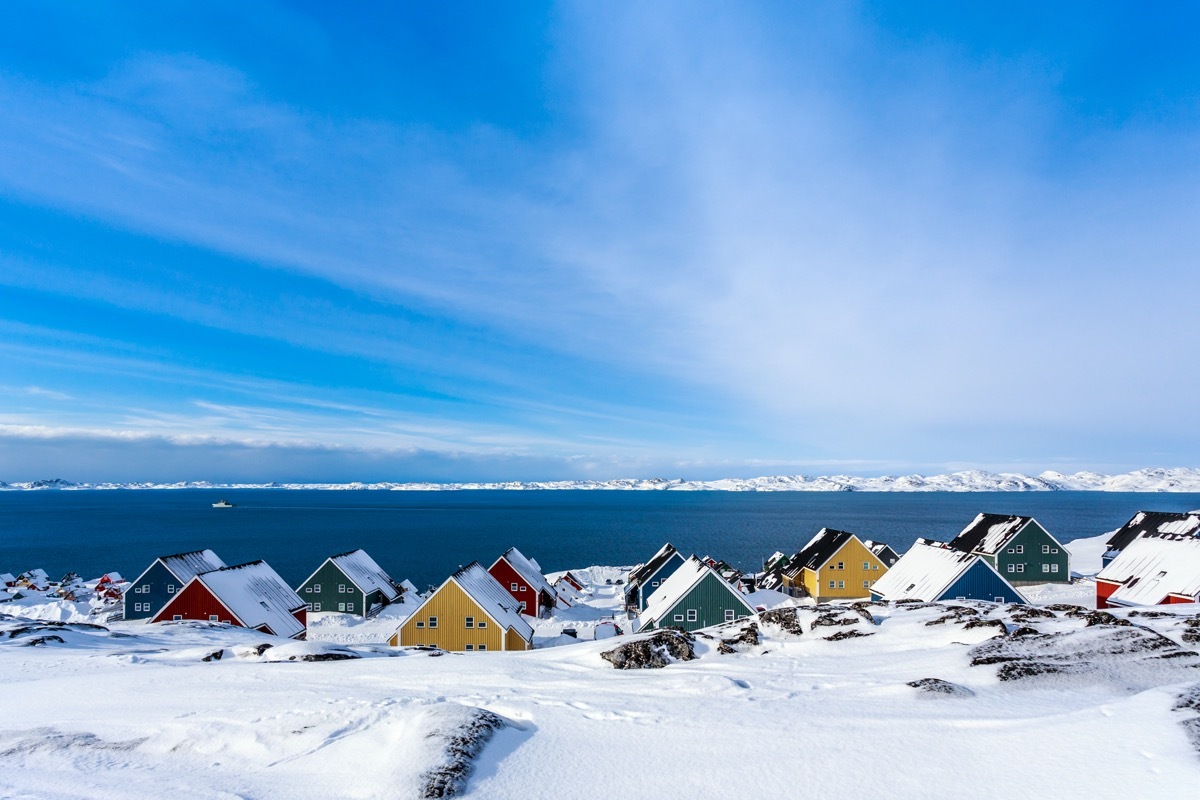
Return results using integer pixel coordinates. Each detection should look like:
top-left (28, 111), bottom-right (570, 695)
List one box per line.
top-left (1, 1), bottom-right (1198, 483)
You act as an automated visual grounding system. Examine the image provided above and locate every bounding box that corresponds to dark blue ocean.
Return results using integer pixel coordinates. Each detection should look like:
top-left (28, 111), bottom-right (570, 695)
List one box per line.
top-left (3, 490), bottom-right (1199, 589)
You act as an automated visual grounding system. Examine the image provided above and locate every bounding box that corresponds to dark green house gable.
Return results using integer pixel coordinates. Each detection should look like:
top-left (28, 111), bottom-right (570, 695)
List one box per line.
top-left (641, 567), bottom-right (755, 633)
top-left (297, 550), bottom-right (400, 618)
top-left (983, 520), bottom-right (1069, 586)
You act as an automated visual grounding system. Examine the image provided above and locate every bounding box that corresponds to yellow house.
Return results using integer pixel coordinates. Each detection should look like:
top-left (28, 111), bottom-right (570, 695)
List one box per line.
top-left (389, 562), bottom-right (533, 652)
top-left (781, 529), bottom-right (890, 602)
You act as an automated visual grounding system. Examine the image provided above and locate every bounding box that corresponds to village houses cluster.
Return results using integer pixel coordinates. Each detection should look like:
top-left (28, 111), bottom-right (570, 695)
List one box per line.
top-left (5, 509), bottom-right (1200, 650)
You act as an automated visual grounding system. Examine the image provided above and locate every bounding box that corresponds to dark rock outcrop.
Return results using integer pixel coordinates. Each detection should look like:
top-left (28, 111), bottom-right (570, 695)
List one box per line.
top-left (601, 629), bottom-right (696, 669)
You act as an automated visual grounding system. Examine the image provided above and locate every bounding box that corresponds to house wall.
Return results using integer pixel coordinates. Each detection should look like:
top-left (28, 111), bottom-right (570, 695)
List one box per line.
top-left (939, 560), bottom-right (1023, 604)
top-left (987, 522), bottom-right (1070, 585)
top-left (647, 573), bottom-right (752, 632)
top-left (1095, 579), bottom-right (1119, 609)
top-left (124, 561), bottom-right (182, 621)
top-left (300, 562), bottom-right (367, 616)
top-left (1164, 594), bottom-right (1196, 605)
top-left (489, 559), bottom-right (542, 616)
top-left (153, 581), bottom-right (239, 628)
top-left (637, 554), bottom-right (688, 611)
top-left (505, 626), bottom-right (531, 651)
top-left (396, 581), bottom-right (505, 651)
top-left (801, 539), bottom-right (888, 601)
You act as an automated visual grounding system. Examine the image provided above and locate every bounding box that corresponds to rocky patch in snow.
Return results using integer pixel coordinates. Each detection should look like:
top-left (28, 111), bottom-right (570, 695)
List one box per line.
top-left (907, 678), bottom-right (976, 698)
top-left (420, 708), bottom-right (508, 798)
top-left (601, 629), bottom-right (696, 669)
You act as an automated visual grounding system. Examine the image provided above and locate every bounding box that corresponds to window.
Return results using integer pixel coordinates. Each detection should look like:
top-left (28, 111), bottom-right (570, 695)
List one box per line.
top-left (1007, 547), bottom-right (1015, 554)
top-left (313, 603), bottom-right (321, 612)
top-left (1007, 564), bottom-right (1015, 573)
top-left (465, 644), bottom-right (474, 651)
top-left (338, 603), bottom-right (346, 612)
top-left (338, 584), bottom-right (346, 593)
top-left (1042, 564), bottom-right (1050, 573)
top-left (1016, 564), bottom-right (1025, 573)
top-left (674, 613), bottom-right (685, 622)
top-left (1052, 548), bottom-right (1059, 554)
top-left (465, 617), bottom-right (474, 628)
top-left (428, 616), bottom-right (438, 628)
top-left (511, 582), bottom-right (519, 591)
top-left (686, 609), bottom-right (698, 622)
top-left (873, 564), bottom-right (879, 570)
top-left (519, 585), bottom-right (527, 592)
top-left (863, 580), bottom-right (870, 588)
top-left (994, 596), bottom-right (1005, 603)
top-left (209, 614), bottom-right (219, 622)
top-left (837, 562), bottom-right (844, 570)
top-left (519, 601), bottom-right (527, 612)
top-left (863, 562), bottom-right (870, 570)
top-left (478, 644), bottom-right (487, 651)
top-left (1051, 564), bottom-right (1059, 573)
top-left (314, 585), bottom-right (321, 593)
top-left (1042, 544), bottom-right (1050, 554)
top-left (167, 585), bottom-right (176, 594)
top-left (828, 580), bottom-right (835, 589)
top-left (305, 586), bottom-right (312, 593)
top-left (725, 609), bottom-right (735, 622)
top-left (305, 603), bottom-right (313, 612)
top-left (1015, 545), bottom-right (1024, 554)
top-left (478, 621), bottom-right (487, 629)
top-left (416, 621), bottom-right (425, 628)
top-left (837, 581), bottom-right (845, 589)
top-left (173, 615), bottom-right (182, 621)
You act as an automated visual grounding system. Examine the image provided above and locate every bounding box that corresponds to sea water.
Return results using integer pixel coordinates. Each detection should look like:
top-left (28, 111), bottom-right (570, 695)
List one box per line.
top-left (2, 490), bottom-right (1199, 589)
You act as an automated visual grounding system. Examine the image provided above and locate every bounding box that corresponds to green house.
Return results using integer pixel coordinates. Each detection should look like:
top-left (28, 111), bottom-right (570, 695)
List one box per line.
top-left (638, 555), bottom-right (756, 633)
top-left (297, 549), bottom-right (401, 618)
top-left (947, 513), bottom-right (1070, 586)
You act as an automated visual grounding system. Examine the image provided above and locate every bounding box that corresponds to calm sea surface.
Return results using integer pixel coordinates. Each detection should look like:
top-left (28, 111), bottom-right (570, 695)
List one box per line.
top-left (3, 490), bottom-right (1199, 589)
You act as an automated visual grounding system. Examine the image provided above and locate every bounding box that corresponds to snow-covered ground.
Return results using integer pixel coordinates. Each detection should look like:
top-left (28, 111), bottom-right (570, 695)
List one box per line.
top-left (6, 568), bottom-right (1200, 798)
top-left (7, 466), bottom-right (1200, 491)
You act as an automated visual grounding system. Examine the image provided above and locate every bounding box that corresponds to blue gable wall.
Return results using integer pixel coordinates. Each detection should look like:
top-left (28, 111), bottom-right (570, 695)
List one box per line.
top-left (638, 552), bottom-right (688, 611)
top-left (124, 560), bottom-right (185, 620)
top-left (939, 560), bottom-right (1023, 604)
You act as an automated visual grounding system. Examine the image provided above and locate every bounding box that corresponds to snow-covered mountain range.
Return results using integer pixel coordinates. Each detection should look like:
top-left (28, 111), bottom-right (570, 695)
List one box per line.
top-left (3, 467), bottom-right (1200, 492)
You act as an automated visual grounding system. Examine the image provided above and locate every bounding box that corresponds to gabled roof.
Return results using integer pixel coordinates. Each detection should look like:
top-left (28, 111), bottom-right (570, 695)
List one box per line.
top-left (0, 573), bottom-right (14, 584)
top-left (639, 556), bottom-right (754, 629)
top-left (628, 543), bottom-right (681, 586)
top-left (158, 550), bottom-right (227, 584)
top-left (1097, 533), bottom-right (1200, 606)
top-left (193, 561), bottom-right (306, 639)
top-left (948, 514), bottom-right (1037, 555)
top-left (494, 547), bottom-right (556, 599)
top-left (438, 562), bottom-right (534, 641)
top-left (325, 549), bottom-right (400, 602)
top-left (869, 539), bottom-right (1025, 602)
top-left (865, 541), bottom-right (900, 566)
top-left (1105, 511), bottom-right (1200, 555)
top-left (791, 528), bottom-right (861, 573)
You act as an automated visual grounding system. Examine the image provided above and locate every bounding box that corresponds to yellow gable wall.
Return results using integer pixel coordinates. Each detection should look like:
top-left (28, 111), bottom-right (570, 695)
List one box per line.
top-left (801, 538), bottom-right (888, 600)
top-left (394, 581), bottom-right (505, 651)
top-left (505, 626), bottom-right (531, 652)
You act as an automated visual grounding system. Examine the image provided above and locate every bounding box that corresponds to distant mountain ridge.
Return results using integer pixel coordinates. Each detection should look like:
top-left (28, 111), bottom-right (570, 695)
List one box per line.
top-left (3, 467), bottom-right (1200, 492)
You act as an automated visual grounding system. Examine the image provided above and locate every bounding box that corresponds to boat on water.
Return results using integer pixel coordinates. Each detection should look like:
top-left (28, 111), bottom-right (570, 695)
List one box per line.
top-left (212, 499), bottom-right (235, 509)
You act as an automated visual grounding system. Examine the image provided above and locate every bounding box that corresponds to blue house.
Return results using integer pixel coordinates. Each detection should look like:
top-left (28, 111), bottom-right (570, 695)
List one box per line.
top-left (869, 539), bottom-right (1026, 604)
top-left (624, 543), bottom-right (687, 615)
top-left (124, 549), bottom-right (226, 621)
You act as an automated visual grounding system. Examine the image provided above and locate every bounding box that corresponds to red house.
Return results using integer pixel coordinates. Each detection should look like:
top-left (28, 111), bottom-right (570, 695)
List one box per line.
top-left (1095, 533), bottom-right (1200, 609)
top-left (488, 547), bottom-right (558, 618)
top-left (153, 560), bottom-right (307, 639)
top-left (555, 571), bottom-right (585, 592)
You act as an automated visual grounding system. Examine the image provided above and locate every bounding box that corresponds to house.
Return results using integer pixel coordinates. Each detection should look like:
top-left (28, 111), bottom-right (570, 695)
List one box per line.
top-left (624, 543), bottom-right (687, 615)
top-left (0, 573), bottom-right (15, 588)
top-left (1101, 511), bottom-right (1200, 567)
top-left (1095, 533), bottom-right (1200, 608)
top-left (555, 571), bottom-right (585, 592)
top-left (152, 560), bottom-right (307, 639)
top-left (124, 549), bottom-right (227, 621)
top-left (865, 541), bottom-right (900, 568)
top-left (947, 513), bottom-right (1069, 585)
top-left (637, 556), bottom-right (756, 633)
top-left (17, 568), bottom-right (50, 590)
top-left (869, 539), bottom-right (1027, 604)
top-left (488, 547), bottom-right (558, 618)
top-left (297, 549), bottom-right (400, 618)
top-left (388, 562), bottom-right (533, 652)
top-left (780, 529), bottom-right (892, 601)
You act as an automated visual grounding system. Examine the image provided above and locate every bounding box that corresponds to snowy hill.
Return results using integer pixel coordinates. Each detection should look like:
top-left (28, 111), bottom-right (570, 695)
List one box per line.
top-left (4, 467), bottom-right (1200, 492)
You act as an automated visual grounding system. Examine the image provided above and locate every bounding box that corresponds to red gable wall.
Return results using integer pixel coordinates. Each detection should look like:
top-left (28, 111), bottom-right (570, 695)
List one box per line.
top-left (153, 580), bottom-right (241, 627)
top-left (488, 559), bottom-right (540, 616)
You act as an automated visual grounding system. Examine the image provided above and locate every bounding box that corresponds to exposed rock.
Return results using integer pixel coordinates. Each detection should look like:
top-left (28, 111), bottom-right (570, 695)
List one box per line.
top-left (907, 678), bottom-right (976, 698)
top-left (420, 708), bottom-right (506, 798)
top-left (926, 606), bottom-right (980, 627)
top-left (1010, 626), bottom-right (1043, 638)
top-left (601, 629), bottom-right (696, 669)
top-left (1129, 610), bottom-right (1176, 618)
top-left (1046, 604), bottom-right (1087, 614)
top-left (825, 629), bottom-right (873, 641)
top-left (294, 651), bottom-right (360, 662)
top-left (757, 607), bottom-right (804, 637)
top-left (717, 623), bottom-right (760, 654)
top-left (962, 618), bottom-right (1008, 636)
top-left (812, 613), bottom-right (859, 628)
top-left (19, 635), bottom-right (65, 646)
top-left (1083, 611), bottom-right (1132, 627)
top-left (201, 650), bottom-right (224, 662)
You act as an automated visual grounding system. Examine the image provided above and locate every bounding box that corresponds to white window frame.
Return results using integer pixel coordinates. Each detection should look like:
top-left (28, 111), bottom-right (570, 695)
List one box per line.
top-left (209, 614), bottom-right (219, 622)
top-left (465, 644), bottom-right (474, 651)
top-left (416, 620), bottom-right (425, 628)
top-left (338, 584), bottom-right (346, 594)
top-left (510, 582), bottom-right (519, 592)
top-left (837, 580), bottom-right (844, 589)
top-left (1042, 544), bottom-right (1050, 554)
top-left (1015, 545), bottom-right (1024, 554)
top-left (465, 617), bottom-right (474, 629)
top-left (172, 614), bottom-right (182, 621)
top-left (428, 616), bottom-right (438, 628)
top-left (167, 585), bottom-right (176, 594)
top-left (313, 603), bottom-right (321, 612)
top-left (1042, 564), bottom-right (1050, 573)
top-left (1051, 564), bottom-right (1059, 573)
top-left (478, 644), bottom-right (487, 651)
top-left (674, 613), bottom-right (685, 622)
top-left (478, 620), bottom-right (487, 629)
top-left (686, 609), bottom-right (698, 622)
top-left (1006, 564), bottom-right (1015, 573)
top-left (724, 609), bottom-right (734, 622)
top-left (828, 580), bottom-right (835, 589)
top-left (1016, 564), bottom-right (1025, 573)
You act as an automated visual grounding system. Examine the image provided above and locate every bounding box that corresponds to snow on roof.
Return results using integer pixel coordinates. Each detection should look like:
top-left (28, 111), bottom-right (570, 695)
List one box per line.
top-left (399, 579), bottom-right (418, 595)
top-left (628, 543), bottom-right (679, 586)
top-left (328, 549), bottom-right (400, 602)
top-left (870, 540), bottom-right (981, 602)
top-left (160, 550), bottom-right (227, 583)
top-left (1104, 511), bottom-right (1200, 555)
top-left (949, 514), bottom-right (1033, 555)
top-left (1097, 534), bottom-right (1200, 606)
top-left (449, 562), bottom-right (534, 641)
top-left (496, 547), bottom-right (555, 599)
top-left (639, 556), bottom-right (753, 628)
top-left (0, 573), bottom-right (14, 584)
top-left (196, 561), bottom-right (306, 639)
top-left (792, 528), bottom-right (859, 572)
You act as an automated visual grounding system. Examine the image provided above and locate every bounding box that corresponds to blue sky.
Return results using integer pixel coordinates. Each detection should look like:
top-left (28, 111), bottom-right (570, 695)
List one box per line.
top-left (1, 2), bottom-right (1198, 482)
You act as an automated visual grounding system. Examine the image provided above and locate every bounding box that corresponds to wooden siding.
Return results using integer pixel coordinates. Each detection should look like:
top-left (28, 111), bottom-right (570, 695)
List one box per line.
top-left (939, 560), bottom-right (1023, 604)
top-left (299, 561), bottom-right (367, 617)
top-left (986, 521), bottom-right (1070, 586)
top-left (646, 572), bottom-right (751, 632)
top-left (1095, 579), bottom-right (1119, 609)
top-left (124, 560), bottom-right (182, 621)
top-left (395, 581), bottom-right (505, 651)
top-left (505, 626), bottom-right (531, 651)
top-left (153, 581), bottom-right (239, 627)
top-left (488, 559), bottom-right (541, 616)
top-left (801, 538), bottom-right (888, 601)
